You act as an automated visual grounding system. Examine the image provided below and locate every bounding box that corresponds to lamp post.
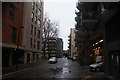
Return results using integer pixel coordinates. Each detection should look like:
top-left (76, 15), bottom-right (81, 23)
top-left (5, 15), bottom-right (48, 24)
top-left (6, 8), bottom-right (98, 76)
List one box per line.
top-left (16, 26), bottom-right (24, 69)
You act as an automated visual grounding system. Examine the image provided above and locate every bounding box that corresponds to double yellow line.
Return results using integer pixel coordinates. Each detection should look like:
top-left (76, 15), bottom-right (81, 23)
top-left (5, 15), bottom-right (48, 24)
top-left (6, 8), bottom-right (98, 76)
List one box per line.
top-left (0, 67), bottom-right (33, 78)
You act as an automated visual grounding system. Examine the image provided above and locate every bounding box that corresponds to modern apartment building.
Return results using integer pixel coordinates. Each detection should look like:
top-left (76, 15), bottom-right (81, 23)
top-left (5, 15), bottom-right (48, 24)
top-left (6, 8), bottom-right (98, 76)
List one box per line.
top-left (70, 28), bottom-right (77, 57)
top-left (56, 38), bottom-right (63, 58)
top-left (22, 1), bottom-right (43, 64)
top-left (45, 37), bottom-right (57, 58)
top-left (75, 2), bottom-right (120, 78)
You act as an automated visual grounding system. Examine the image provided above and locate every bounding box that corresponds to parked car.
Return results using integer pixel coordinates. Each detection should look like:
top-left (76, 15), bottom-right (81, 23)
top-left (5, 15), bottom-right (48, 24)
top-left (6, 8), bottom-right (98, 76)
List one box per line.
top-left (89, 61), bottom-right (104, 72)
top-left (49, 57), bottom-right (57, 63)
top-left (72, 56), bottom-right (77, 61)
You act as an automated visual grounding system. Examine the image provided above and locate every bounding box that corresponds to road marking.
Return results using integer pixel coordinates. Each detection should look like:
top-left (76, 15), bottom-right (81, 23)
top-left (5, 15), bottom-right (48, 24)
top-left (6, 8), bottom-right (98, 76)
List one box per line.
top-left (0, 67), bottom-right (33, 77)
top-left (82, 75), bottom-right (92, 80)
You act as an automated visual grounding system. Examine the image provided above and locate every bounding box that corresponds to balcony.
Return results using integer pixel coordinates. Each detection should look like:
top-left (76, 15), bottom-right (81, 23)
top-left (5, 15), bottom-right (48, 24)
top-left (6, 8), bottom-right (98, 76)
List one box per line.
top-left (68, 38), bottom-right (71, 41)
top-left (82, 19), bottom-right (97, 23)
top-left (75, 42), bottom-right (83, 47)
top-left (76, 2), bottom-right (85, 11)
top-left (75, 10), bottom-right (81, 16)
top-left (75, 16), bottom-right (81, 22)
top-left (82, 19), bottom-right (98, 30)
top-left (102, 2), bottom-right (118, 9)
top-left (75, 37), bottom-right (85, 42)
top-left (75, 23), bottom-right (82, 30)
top-left (75, 30), bottom-right (88, 35)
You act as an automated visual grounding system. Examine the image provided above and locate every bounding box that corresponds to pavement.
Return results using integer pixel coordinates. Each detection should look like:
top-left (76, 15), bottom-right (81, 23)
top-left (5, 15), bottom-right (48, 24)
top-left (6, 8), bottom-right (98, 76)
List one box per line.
top-left (2, 58), bottom-right (48, 74)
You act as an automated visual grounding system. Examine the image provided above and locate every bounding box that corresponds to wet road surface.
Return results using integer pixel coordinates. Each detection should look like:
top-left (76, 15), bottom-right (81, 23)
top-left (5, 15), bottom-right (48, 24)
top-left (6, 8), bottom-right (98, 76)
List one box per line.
top-left (3, 58), bottom-right (110, 79)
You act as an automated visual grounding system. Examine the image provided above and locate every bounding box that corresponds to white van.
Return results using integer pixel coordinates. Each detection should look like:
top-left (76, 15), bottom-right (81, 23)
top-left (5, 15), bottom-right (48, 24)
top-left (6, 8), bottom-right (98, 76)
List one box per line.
top-left (96, 56), bottom-right (102, 62)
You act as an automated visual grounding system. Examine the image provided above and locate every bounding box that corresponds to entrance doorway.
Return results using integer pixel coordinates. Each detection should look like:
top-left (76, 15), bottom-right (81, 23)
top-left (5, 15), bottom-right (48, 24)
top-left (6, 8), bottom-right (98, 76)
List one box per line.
top-left (27, 53), bottom-right (30, 63)
top-left (109, 50), bottom-right (120, 77)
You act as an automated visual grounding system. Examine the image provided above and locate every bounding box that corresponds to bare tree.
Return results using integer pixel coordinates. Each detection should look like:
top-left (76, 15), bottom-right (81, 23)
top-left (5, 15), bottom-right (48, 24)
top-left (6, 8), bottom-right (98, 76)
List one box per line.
top-left (42, 13), bottom-right (59, 58)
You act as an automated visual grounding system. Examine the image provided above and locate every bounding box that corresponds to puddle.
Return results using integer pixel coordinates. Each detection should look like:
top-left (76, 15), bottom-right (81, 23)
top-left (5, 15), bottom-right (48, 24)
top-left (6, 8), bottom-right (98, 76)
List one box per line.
top-left (62, 67), bottom-right (71, 74)
top-left (49, 67), bottom-right (62, 74)
top-left (64, 63), bottom-right (68, 66)
top-left (49, 67), bottom-right (71, 74)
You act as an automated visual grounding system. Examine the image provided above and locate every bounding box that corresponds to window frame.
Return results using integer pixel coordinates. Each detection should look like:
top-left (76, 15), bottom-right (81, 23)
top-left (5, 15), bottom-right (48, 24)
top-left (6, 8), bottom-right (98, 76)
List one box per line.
top-left (9, 4), bottom-right (15, 20)
top-left (12, 27), bottom-right (17, 43)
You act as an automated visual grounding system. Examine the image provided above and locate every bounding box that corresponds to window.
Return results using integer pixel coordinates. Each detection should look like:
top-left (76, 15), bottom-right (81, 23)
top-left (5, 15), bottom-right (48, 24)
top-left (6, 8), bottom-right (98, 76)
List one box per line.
top-left (36, 5), bottom-right (38, 13)
top-left (37, 30), bottom-right (40, 38)
top-left (38, 9), bottom-right (41, 15)
top-left (38, 19), bottom-right (41, 27)
top-left (9, 4), bottom-right (14, 20)
top-left (34, 39), bottom-right (36, 48)
top-left (37, 41), bottom-right (40, 49)
top-left (31, 12), bottom-right (34, 21)
top-left (12, 27), bottom-right (17, 42)
top-left (34, 16), bottom-right (37, 24)
top-left (34, 2), bottom-right (36, 10)
top-left (31, 25), bottom-right (33, 34)
top-left (32, 2), bottom-right (35, 9)
top-left (34, 27), bottom-right (36, 36)
top-left (30, 38), bottom-right (32, 47)
top-left (38, 0), bottom-right (41, 3)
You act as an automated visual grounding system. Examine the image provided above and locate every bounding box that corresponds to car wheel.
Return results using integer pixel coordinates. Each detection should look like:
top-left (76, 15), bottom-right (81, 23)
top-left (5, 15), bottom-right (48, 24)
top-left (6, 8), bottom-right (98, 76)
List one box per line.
top-left (95, 67), bottom-right (101, 72)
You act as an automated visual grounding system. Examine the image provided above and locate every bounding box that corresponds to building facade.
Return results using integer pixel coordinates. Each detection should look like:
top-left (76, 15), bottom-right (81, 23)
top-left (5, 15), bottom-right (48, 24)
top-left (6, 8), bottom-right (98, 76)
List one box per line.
top-left (75, 2), bottom-right (120, 78)
top-left (70, 28), bottom-right (77, 57)
top-left (56, 38), bottom-right (63, 58)
top-left (2, 1), bottom-right (44, 67)
top-left (2, 2), bottom-right (24, 66)
top-left (46, 37), bottom-right (57, 58)
top-left (22, 1), bottom-right (43, 64)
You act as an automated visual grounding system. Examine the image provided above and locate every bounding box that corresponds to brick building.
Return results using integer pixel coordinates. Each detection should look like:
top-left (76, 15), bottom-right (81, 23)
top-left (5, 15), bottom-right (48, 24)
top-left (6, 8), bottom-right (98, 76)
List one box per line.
top-left (2, 2), bottom-right (24, 66)
top-left (2, 1), bottom-right (44, 68)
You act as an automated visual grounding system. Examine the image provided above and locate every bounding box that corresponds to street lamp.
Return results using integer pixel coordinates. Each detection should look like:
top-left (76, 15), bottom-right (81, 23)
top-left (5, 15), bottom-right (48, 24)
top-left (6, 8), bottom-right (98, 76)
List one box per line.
top-left (16, 26), bottom-right (24, 69)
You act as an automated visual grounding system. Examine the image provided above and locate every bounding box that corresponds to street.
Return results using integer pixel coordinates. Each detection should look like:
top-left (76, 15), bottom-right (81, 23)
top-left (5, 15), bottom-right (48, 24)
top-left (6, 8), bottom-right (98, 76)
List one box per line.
top-left (2, 58), bottom-right (111, 79)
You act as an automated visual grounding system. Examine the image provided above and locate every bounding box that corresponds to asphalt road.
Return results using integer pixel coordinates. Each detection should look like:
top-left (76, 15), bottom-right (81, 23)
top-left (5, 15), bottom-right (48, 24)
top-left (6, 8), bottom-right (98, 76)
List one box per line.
top-left (2, 58), bottom-right (112, 80)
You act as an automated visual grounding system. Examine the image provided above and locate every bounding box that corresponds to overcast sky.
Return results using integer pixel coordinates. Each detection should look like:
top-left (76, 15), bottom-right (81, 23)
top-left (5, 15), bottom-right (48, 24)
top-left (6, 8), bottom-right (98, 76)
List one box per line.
top-left (44, 0), bottom-right (77, 50)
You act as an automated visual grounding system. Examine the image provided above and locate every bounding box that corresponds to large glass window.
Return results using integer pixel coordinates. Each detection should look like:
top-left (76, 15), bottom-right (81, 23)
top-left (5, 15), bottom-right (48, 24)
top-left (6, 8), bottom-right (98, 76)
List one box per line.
top-left (9, 4), bottom-right (14, 20)
top-left (12, 27), bottom-right (17, 42)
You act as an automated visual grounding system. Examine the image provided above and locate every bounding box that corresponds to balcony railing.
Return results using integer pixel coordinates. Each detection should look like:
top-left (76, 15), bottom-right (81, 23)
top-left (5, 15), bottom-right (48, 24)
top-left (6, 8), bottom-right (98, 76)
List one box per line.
top-left (82, 19), bottom-right (98, 30)
top-left (76, 2), bottom-right (84, 11)
top-left (75, 23), bottom-right (82, 30)
top-left (75, 37), bottom-right (85, 42)
top-left (75, 10), bottom-right (81, 16)
top-left (82, 19), bottom-right (97, 23)
top-left (75, 16), bottom-right (81, 22)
